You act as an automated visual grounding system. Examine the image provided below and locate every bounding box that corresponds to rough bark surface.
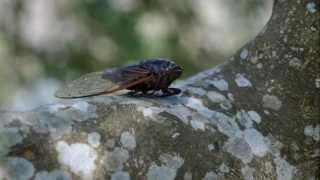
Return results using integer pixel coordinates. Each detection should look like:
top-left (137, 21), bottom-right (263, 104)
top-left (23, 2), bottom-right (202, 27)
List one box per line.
top-left (0, 0), bottom-right (319, 180)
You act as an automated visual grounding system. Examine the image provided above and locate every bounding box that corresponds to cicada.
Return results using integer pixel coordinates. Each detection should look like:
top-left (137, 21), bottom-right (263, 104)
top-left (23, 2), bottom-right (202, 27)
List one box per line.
top-left (55, 58), bottom-right (183, 98)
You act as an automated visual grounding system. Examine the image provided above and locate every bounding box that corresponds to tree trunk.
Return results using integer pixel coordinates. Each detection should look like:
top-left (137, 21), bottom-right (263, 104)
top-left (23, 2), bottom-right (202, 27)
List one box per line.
top-left (0, 0), bottom-right (319, 179)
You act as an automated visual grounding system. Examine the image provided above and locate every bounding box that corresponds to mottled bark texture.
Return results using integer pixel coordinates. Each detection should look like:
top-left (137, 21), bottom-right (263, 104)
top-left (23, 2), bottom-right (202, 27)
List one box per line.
top-left (0, 0), bottom-right (319, 180)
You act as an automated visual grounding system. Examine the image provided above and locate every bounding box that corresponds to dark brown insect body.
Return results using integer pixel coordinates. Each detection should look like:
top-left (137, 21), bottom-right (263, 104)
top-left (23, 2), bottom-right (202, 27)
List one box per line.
top-left (55, 58), bottom-right (183, 98)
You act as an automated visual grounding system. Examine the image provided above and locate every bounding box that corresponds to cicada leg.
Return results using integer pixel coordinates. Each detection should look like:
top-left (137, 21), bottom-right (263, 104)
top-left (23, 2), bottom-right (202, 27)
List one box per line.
top-left (159, 88), bottom-right (181, 97)
top-left (126, 90), bottom-right (140, 96)
top-left (127, 90), bottom-right (152, 97)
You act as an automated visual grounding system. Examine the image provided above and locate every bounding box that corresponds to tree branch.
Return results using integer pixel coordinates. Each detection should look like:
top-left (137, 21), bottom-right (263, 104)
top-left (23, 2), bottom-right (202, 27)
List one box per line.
top-left (0, 0), bottom-right (319, 179)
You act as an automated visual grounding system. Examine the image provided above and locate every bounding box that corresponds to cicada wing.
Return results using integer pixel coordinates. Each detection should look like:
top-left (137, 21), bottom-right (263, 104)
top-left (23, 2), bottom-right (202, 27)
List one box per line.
top-left (104, 75), bottom-right (153, 93)
top-left (55, 68), bottom-right (153, 99)
top-left (102, 64), bottom-right (150, 83)
top-left (55, 71), bottom-right (118, 98)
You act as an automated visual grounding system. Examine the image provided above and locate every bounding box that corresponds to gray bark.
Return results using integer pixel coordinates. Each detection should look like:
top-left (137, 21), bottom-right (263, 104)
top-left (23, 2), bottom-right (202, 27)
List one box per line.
top-left (0, 0), bottom-right (319, 179)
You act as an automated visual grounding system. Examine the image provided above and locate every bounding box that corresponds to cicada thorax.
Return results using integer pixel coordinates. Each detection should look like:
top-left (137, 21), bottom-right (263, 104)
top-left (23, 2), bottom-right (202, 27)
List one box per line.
top-left (153, 70), bottom-right (171, 91)
top-left (143, 61), bottom-right (173, 91)
top-left (124, 61), bottom-right (169, 92)
top-left (125, 67), bottom-right (157, 92)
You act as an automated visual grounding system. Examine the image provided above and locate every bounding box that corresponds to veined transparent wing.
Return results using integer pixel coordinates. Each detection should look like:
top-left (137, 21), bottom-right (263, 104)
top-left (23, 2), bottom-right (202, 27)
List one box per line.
top-left (55, 71), bottom-right (118, 98)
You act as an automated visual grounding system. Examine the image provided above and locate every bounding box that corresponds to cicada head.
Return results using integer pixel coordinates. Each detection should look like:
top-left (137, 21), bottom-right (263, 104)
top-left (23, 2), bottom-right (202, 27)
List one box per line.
top-left (143, 58), bottom-right (183, 82)
top-left (166, 61), bottom-right (183, 82)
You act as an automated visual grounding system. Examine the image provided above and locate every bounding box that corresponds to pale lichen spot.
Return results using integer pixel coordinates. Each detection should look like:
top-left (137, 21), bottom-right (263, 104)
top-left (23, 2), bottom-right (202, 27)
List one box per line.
top-left (0, 127), bottom-right (24, 157)
top-left (105, 147), bottom-right (129, 171)
top-left (274, 155), bottom-right (296, 180)
top-left (304, 125), bottom-right (314, 137)
top-left (240, 49), bottom-right (249, 60)
top-left (139, 107), bottom-right (153, 118)
top-left (137, 106), bottom-right (163, 120)
top-left (183, 171), bottom-right (192, 180)
top-left (146, 154), bottom-right (184, 180)
top-left (33, 113), bottom-right (71, 140)
top-left (221, 100), bottom-right (233, 110)
top-left (314, 125), bottom-right (320, 141)
top-left (171, 132), bottom-right (180, 139)
top-left (241, 165), bottom-right (255, 180)
top-left (256, 63), bottom-right (263, 69)
top-left (106, 139), bottom-right (116, 149)
top-left (55, 141), bottom-right (97, 178)
top-left (207, 91), bottom-right (227, 103)
top-left (67, 101), bottom-right (97, 121)
top-left (235, 74), bottom-right (252, 87)
top-left (306, 2), bottom-right (317, 13)
top-left (185, 97), bottom-right (240, 137)
top-left (72, 101), bottom-right (89, 112)
top-left (250, 54), bottom-right (258, 64)
top-left (210, 111), bottom-right (241, 138)
top-left (147, 165), bottom-right (176, 180)
top-left (315, 78), bottom-right (320, 88)
top-left (120, 131), bottom-right (136, 150)
top-left (208, 144), bottom-right (215, 151)
top-left (288, 57), bottom-right (302, 68)
top-left (165, 104), bottom-right (193, 124)
top-left (159, 153), bottom-right (184, 169)
top-left (225, 137), bottom-right (253, 164)
top-left (243, 128), bottom-right (269, 157)
top-left (49, 104), bottom-right (67, 113)
top-left (206, 78), bottom-right (229, 91)
top-left (111, 171), bottom-right (130, 180)
top-left (202, 171), bottom-right (218, 180)
top-left (304, 124), bottom-right (320, 141)
top-left (264, 161), bottom-right (273, 175)
top-left (185, 97), bottom-right (213, 118)
top-left (236, 110), bottom-right (254, 129)
top-left (88, 132), bottom-right (101, 148)
top-left (34, 170), bottom-right (71, 180)
top-left (219, 163), bottom-right (230, 173)
top-left (247, 111), bottom-right (262, 124)
top-left (5, 157), bottom-right (35, 180)
top-left (187, 87), bottom-right (207, 96)
top-left (262, 94), bottom-right (282, 111)
top-left (227, 93), bottom-right (235, 102)
top-left (190, 120), bottom-right (205, 131)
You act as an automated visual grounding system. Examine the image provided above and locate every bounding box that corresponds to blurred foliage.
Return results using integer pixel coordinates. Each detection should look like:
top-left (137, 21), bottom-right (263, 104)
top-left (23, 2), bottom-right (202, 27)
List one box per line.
top-left (0, 0), bottom-right (271, 109)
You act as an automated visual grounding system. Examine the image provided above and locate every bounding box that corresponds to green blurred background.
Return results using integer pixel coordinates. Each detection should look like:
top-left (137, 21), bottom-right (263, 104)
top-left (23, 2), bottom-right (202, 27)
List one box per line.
top-left (0, 0), bottom-right (272, 110)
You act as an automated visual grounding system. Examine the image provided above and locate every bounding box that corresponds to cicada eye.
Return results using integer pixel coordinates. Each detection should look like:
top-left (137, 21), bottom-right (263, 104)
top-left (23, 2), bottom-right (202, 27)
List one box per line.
top-left (173, 66), bottom-right (183, 75)
top-left (164, 62), bottom-right (171, 69)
